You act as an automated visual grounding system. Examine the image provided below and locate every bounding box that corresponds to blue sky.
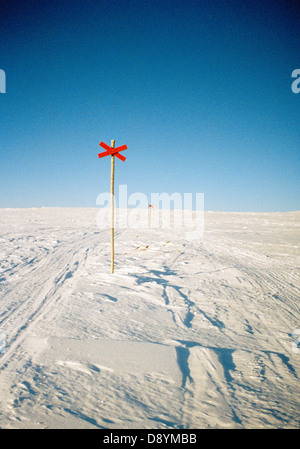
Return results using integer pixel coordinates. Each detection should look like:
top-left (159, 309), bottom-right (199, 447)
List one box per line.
top-left (0, 0), bottom-right (299, 211)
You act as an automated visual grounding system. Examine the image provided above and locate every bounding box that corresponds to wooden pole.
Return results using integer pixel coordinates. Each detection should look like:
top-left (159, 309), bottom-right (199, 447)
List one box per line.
top-left (148, 205), bottom-right (151, 228)
top-left (110, 139), bottom-right (115, 273)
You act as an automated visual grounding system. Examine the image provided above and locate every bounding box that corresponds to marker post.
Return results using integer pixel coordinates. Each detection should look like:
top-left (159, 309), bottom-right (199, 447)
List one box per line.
top-left (110, 140), bottom-right (115, 273)
top-left (98, 139), bottom-right (127, 274)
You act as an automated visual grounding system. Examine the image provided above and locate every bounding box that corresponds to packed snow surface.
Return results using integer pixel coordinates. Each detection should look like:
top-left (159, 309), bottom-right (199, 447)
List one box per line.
top-left (0, 208), bottom-right (299, 429)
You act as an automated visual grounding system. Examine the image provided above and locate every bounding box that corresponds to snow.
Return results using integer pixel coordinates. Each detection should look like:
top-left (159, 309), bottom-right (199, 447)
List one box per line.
top-left (0, 207), bottom-right (299, 429)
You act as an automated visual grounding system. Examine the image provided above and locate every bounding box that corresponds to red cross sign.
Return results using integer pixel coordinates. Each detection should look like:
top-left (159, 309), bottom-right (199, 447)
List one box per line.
top-left (98, 141), bottom-right (127, 161)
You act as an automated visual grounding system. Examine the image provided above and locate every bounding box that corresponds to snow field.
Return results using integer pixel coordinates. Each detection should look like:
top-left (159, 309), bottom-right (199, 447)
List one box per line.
top-left (0, 208), bottom-right (299, 428)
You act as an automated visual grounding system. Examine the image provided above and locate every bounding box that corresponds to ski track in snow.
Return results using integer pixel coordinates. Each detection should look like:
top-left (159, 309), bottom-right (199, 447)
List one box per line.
top-left (0, 208), bottom-right (299, 429)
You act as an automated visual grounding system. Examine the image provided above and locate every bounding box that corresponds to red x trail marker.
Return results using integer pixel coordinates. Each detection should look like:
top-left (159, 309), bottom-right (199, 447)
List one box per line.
top-left (98, 141), bottom-right (127, 161)
top-left (97, 139), bottom-right (128, 274)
